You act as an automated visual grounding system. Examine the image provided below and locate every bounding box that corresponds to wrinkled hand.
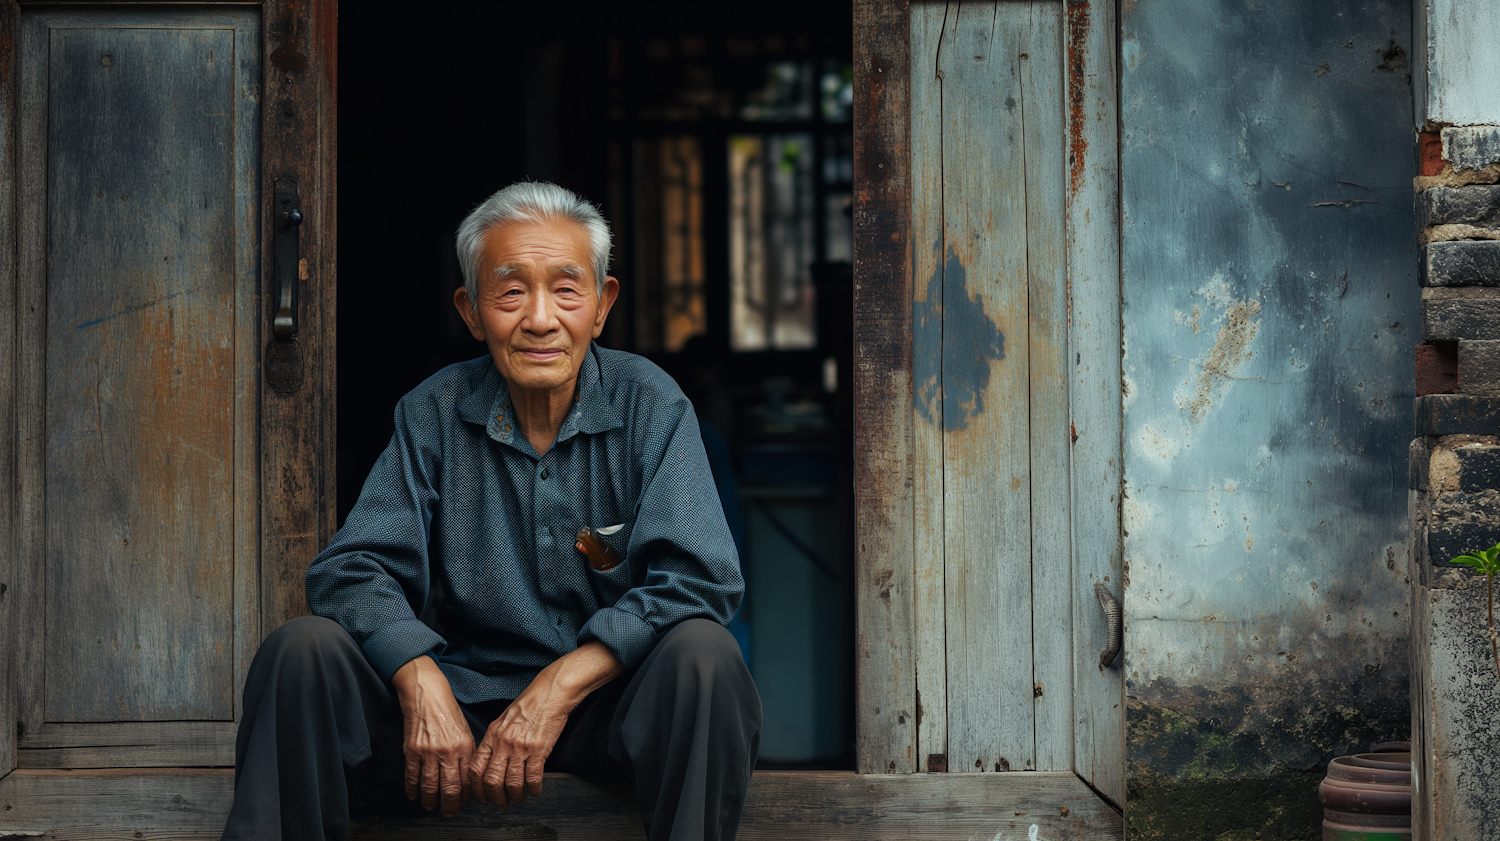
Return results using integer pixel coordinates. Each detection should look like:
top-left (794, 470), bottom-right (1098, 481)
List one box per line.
top-left (469, 641), bottom-right (624, 808)
top-left (392, 655), bottom-right (473, 817)
top-left (467, 687), bottom-right (570, 808)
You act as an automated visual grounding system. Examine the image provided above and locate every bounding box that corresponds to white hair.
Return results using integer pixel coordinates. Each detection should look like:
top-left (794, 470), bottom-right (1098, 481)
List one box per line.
top-left (455, 182), bottom-right (613, 307)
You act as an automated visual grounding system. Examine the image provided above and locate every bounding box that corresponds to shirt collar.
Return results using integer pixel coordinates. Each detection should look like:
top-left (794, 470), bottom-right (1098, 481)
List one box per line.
top-left (457, 343), bottom-right (623, 453)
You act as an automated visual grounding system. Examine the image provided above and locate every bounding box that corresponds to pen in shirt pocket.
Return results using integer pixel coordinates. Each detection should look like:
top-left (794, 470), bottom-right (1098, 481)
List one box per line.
top-left (576, 524), bottom-right (625, 572)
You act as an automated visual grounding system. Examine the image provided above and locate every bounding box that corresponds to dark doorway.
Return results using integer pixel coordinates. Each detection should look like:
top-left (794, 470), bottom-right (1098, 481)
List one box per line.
top-left (338, 1), bottom-right (854, 768)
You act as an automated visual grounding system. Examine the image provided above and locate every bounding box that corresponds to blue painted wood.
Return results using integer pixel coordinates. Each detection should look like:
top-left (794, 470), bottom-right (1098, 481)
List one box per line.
top-left (912, 0), bottom-right (1118, 785)
top-left (909, 0), bottom-right (949, 772)
top-left (1020, 0), bottom-right (1073, 774)
top-left (1065, 0), bottom-right (1125, 805)
top-left (931, 1), bottom-right (1039, 774)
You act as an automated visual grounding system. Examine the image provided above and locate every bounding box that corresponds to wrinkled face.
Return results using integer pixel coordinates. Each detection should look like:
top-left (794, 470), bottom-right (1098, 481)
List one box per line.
top-left (454, 219), bottom-right (618, 401)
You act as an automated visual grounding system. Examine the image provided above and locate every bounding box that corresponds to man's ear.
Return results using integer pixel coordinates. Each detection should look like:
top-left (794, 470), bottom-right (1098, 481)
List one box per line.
top-left (592, 276), bottom-right (620, 339)
top-left (453, 287), bottom-right (487, 341)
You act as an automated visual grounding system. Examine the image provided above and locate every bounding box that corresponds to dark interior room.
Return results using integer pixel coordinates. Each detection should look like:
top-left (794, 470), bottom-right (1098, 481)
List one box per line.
top-left (338, 0), bottom-right (856, 769)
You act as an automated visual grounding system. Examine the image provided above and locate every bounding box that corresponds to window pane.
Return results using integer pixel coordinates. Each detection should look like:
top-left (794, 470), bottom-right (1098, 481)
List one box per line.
top-left (633, 136), bottom-right (706, 351)
top-left (730, 134), bottom-right (816, 351)
top-left (660, 137), bottom-right (705, 351)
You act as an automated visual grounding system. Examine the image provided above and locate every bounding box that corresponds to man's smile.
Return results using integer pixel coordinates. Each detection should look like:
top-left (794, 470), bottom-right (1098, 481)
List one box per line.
top-left (516, 348), bottom-right (566, 361)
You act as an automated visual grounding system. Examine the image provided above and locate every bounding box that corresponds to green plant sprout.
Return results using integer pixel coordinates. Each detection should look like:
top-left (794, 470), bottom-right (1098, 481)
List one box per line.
top-left (1451, 539), bottom-right (1500, 679)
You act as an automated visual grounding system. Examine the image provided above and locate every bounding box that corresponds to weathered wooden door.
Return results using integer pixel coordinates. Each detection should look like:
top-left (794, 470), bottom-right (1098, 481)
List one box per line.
top-left (854, 0), bottom-right (1126, 812)
top-left (0, 0), bottom-right (335, 821)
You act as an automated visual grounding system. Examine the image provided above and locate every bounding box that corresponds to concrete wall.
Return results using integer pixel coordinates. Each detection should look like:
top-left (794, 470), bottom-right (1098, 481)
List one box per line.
top-left (1120, 1), bottom-right (1418, 837)
top-left (1413, 0), bottom-right (1500, 127)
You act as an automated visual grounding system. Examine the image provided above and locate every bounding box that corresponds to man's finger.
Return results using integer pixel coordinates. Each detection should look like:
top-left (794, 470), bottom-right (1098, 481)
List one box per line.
top-left (484, 755), bottom-right (510, 809)
top-left (403, 750), bottom-right (422, 801)
top-left (439, 757), bottom-right (464, 818)
top-left (467, 741), bottom-right (491, 801)
top-left (420, 754), bottom-right (441, 811)
top-left (525, 754), bottom-right (545, 798)
top-left (505, 753), bottom-right (528, 804)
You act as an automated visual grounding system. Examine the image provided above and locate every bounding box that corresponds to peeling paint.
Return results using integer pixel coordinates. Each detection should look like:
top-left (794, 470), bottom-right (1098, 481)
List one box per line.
top-left (1184, 299), bottom-right (1261, 422)
top-left (1065, 0), bottom-right (1091, 197)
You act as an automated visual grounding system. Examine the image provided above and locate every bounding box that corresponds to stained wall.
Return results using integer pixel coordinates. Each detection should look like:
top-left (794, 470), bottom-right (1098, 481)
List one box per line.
top-left (1119, 0), bottom-right (1418, 836)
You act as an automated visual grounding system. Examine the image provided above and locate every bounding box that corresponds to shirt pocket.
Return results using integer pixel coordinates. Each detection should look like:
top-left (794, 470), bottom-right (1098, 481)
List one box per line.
top-left (582, 520), bottom-right (634, 606)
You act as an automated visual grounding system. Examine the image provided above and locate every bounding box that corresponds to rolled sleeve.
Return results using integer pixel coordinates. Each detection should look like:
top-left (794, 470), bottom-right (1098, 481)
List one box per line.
top-left (361, 619), bottom-right (447, 682)
top-left (579, 607), bottom-right (659, 668)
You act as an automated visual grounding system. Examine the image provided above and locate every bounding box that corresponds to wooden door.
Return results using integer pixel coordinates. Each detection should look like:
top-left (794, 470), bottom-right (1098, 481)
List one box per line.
top-left (854, 0), bottom-right (1125, 810)
top-left (0, 0), bottom-right (335, 799)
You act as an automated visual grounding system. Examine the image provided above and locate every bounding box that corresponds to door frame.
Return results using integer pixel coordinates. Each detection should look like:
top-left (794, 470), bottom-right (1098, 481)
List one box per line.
top-left (0, 0), bottom-right (338, 775)
top-left (851, 0), bottom-right (1124, 805)
top-left (1, 0), bottom-right (1124, 833)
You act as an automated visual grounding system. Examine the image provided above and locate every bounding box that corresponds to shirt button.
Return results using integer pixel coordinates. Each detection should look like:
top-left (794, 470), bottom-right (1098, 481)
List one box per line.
top-left (540, 468), bottom-right (550, 480)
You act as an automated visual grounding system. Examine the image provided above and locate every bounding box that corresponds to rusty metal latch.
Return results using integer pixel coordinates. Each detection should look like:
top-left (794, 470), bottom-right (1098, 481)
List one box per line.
top-left (272, 179), bottom-right (302, 340)
top-left (1095, 581), bottom-right (1122, 668)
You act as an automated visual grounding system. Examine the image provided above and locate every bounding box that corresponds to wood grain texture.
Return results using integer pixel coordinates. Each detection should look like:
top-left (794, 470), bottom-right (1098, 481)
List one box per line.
top-left (936, 2), bottom-right (1035, 774)
top-left (1020, 1), bottom-right (1073, 773)
top-left (17, 722), bottom-right (235, 769)
top-left (16, 5), bottom-right (54, 743)
top-left (1063, 0), bottom-right (1125, 807)
top-left (908, 0), bottom-right (947, 774)
top-left (42, 23), bottom-right (239, 722)
top-left (0, 768), bottom-right (234, 837)
top-left (0, 0), bottom-right (19, 779)
top-left (852, 0), bottom-right (916, 774)
top-left (260, 0), bottom-right (337, 638)
top-left (16, 8), bottom-right (262, 729)
top-left (228, 6), bottom-right (264, 726)
top-left (0, 770), bottom-right (1123, 840)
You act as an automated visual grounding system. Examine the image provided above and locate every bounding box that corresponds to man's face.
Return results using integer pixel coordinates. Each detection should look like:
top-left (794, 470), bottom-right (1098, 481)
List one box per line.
top-left (454, 219), bottom-right (618, 400)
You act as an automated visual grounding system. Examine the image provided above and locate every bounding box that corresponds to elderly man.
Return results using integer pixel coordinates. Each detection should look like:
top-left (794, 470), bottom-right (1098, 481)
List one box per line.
top-left (221, 182), bottom-right (761, 841)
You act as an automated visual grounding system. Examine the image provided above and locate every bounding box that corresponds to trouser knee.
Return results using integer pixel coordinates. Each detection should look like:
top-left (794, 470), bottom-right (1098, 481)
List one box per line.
top-left (247, 615), bottom-right (359, 687)
top-left (654, 619), bottom-right (760, 715)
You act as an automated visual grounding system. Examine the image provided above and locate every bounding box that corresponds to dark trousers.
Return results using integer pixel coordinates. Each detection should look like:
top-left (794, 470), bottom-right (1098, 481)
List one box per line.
top-left (221, 616), bottom-right (761, 841)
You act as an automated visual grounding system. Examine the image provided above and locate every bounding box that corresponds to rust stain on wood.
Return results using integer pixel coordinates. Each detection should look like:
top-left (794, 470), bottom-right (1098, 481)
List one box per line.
top-left (1066, 0), bottom-right (1091, 197)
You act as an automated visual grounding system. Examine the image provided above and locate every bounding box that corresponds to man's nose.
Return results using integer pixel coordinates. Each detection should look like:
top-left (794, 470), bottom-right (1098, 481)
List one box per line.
top-left (521, 290), bottom-right (559, 332)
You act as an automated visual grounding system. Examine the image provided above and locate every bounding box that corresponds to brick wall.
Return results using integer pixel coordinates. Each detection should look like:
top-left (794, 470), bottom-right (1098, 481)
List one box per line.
top-left (1410, 123), bottom-right (1500, 840)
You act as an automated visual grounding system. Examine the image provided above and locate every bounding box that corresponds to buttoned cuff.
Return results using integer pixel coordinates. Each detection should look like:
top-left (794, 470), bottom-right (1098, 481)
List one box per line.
top-left (579, 607), bottom-right (658, 669)
top-left (361, 619), bottom-right (446, 683)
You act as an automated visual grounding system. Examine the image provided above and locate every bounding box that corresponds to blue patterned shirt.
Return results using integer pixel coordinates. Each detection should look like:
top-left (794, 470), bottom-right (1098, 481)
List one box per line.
top-left (305, 344), bottom-right (744, 702)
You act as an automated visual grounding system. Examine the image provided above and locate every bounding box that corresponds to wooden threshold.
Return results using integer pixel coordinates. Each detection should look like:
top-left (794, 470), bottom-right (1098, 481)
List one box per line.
top-left (0, 768), bottom-right (1122, 839)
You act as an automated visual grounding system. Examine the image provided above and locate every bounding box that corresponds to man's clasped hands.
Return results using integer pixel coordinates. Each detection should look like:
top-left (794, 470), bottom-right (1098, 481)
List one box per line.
top-left (390, 639), bottom-right (625, 817)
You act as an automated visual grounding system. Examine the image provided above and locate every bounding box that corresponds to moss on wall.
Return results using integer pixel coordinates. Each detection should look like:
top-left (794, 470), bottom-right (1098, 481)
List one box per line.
top-left (1126, 676), bottom-right (1409, 841)
top-left (1127, 770), bottom-right (1326, 841)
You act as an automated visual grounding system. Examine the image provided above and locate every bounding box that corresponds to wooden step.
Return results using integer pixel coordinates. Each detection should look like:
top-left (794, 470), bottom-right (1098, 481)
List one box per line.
top-left (0, 768), bottom-right (1122, 839)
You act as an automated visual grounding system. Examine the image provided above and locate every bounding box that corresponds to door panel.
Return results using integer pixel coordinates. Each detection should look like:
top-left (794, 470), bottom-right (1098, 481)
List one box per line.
top-left (1063, 0), bottom-right (1126, 807)
top-left (896, 0), bottom-right (1123, 807)
top-left (13, 5), bottom-right (261, 759)
top-left (41, 20), bottom-right (255, 723)
top-left (912, 0), bottom-right (1069, 775)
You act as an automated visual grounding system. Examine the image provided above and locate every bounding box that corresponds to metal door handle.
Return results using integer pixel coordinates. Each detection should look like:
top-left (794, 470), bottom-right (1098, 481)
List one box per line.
top-left (1095, 581), bottom-right (1121, 668)
top-left (272, 179), bottom-right (302, 339)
